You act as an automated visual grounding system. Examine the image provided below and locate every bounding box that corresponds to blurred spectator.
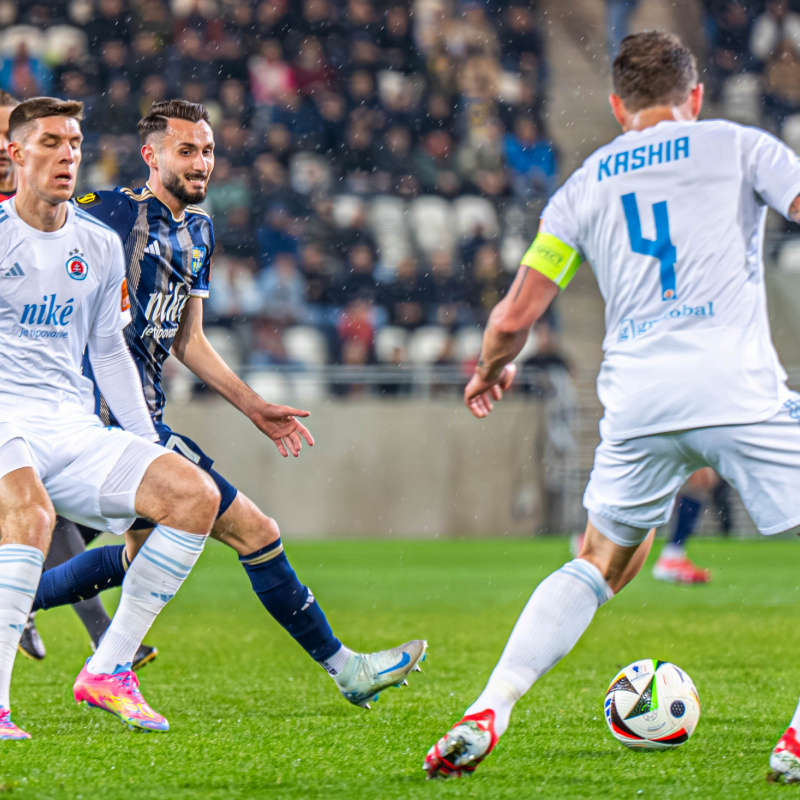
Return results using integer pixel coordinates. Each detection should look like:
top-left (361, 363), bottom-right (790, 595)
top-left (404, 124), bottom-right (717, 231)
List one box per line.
top-left (379, 255), bottom-right (430, 329)
top-left (249, 40), bottom-right (296, 106)
top-left (504, 116), bottom-right (558, 200)
top-left (336, 243), bottom-right (378, 305)
top-left (337, 298), bottom-right (376, 377)
top-left (206, 255), bottom-right (264, 321)
top-left (414, 130), bottom-right (462, 197)
top-left (706, 0), bottom-right (759, 101)
top-left (469, 244), bottom-right (510, 324)
top-left (258, 252), bottom-right (308, 324)
top-left (0, 42), bottom-right (52, 98)
top-left (86, 76), bottom-right (141, 136)
top-left (459, 118), bottom-right (509, 198)
top-left (249, 319), bottom-right (303, 369)
top-left (750, 0), bottom-right (800, 64)
top-left (375, 125), bottom-right (421, 196)
top-left (762, 39), bottom-right (800, 129)
top-left (425, 249), bottom-right (467, 329)
top-left (85, 0), bottom-right (130, 52)
top-left (293, 36), bottom-right (337, 96)
top-left (605, 0), bottom-right (639, 62)
top-left (257, 203), bottom-right (301, 266)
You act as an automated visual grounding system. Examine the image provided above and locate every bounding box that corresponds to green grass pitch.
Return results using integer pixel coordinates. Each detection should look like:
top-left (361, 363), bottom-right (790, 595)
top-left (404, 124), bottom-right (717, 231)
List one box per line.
top-left (5, 537), bottom-right (800, 799)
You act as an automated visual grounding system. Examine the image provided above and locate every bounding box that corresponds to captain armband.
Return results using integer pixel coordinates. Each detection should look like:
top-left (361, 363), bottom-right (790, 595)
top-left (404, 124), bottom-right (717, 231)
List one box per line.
top-left (520, 232), bottom-right (581, 290)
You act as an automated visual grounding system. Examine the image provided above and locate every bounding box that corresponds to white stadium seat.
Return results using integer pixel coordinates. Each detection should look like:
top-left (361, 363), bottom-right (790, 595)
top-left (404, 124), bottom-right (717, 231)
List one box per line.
top-left (332, 195), bottom-right (364, 228)
top-left (408, 196), bottom-right (455, 254)
top-left (721, 73), bottom-right (762, 126)
top-left (407, 325), bottom-right (450, 364)
top-left (283, 325), bottom-right (329, 365)
top-left (453, 195), bottom-right (500, 239)
top-left (374, 325), bottom-right (410, 363)
top-left (204, 327), bottom-right (242, 372)
top-left (246, 371), bottom-right (290, 403)
top-left (778, 239), bottom-right (800, 272)
top-left (0, 25), bottom-right (46, 57)
top-left (454, 328), bottom-right (484, 362)
top-left (783, 114), bottom-right (800, 156)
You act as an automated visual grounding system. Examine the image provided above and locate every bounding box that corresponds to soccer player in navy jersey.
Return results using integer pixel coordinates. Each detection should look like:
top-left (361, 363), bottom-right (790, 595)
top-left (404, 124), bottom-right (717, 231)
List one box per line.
top-left (32, 100), bottom-right (426, 707)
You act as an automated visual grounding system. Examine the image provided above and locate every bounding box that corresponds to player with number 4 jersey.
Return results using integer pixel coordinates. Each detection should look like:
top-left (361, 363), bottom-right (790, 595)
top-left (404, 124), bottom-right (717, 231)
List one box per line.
top-left (424, 32), bottom-right (800, 781)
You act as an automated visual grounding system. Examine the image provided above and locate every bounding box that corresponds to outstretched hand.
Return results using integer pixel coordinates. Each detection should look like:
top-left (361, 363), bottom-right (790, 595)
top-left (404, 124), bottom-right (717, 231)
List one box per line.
top-left (250, 403), bottom-right (315, 457)
top-left (464, 364), bottom-right (518, 419)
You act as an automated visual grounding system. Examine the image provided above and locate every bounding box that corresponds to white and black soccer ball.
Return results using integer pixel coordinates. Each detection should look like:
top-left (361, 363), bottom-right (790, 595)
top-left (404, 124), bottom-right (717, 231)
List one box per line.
top-left (604, 659), bottom-right (700, 750)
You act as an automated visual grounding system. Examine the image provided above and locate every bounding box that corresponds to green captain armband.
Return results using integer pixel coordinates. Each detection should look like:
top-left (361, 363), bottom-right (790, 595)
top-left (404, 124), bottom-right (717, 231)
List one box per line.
top-left (520, 232), bottom-right (581, 290)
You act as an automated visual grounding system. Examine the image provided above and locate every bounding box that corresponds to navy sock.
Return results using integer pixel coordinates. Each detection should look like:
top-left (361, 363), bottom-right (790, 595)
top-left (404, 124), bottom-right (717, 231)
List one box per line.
top-left (670, 496), bottom-right (703, 547)
top-left (33, 545), bottom-right (127, 612)
top-left (240, 539), bottom-right (341, 662)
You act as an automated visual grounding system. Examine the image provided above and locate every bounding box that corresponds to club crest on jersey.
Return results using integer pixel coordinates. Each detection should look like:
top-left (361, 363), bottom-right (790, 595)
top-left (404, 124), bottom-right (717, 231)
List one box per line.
top-left (190, 246), bottom-right (206, 275)
top-left (66, 249), bottom-right (88, 281)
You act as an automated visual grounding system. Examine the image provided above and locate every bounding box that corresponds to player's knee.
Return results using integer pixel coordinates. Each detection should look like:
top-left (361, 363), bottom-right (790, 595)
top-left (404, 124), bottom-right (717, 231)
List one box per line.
top-left (165, 465), bottom-right (220, 533)
top-left (257, 514), bottom-right (280, 546)
top-left (186, 470), bottom-right (221, 528)
top-left (7, 500), bottom-right (56, 552)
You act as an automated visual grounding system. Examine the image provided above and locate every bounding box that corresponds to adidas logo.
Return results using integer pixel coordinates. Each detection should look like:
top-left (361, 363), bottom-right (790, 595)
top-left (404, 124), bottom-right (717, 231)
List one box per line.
top-left (2, 263), bottom-right (24, 278)
top-left (144, 241), bottom-right (160, 257)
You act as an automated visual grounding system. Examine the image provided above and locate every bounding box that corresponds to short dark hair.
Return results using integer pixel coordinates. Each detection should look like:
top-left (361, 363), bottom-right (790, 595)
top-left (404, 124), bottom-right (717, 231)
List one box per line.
top-left (0, 90), bottom-right (19, 108)
top-left (138, 100), bottom-right (210, 144)
top-left (612, 31), bottom-right (698, 113)
top-left (8, 97), bottom-right (83, 140)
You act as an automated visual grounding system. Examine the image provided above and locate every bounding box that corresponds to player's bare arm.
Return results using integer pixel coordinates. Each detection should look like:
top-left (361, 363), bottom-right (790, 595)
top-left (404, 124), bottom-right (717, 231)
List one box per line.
top-left (172, 296), bottom-right (314, 458)
top-left (790, 194), bottom-right (800, 224)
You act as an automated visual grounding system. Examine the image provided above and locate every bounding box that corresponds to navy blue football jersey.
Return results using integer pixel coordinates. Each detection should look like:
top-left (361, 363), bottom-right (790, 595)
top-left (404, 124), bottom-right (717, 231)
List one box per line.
top-left (75, 185), bottom-right (214, 422)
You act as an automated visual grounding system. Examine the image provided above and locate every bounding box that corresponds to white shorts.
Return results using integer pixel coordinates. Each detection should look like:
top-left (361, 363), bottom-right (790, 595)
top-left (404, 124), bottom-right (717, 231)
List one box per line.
top-left (584, 394), bottom-right (800, 546)
top-left (0, 407), bottom-right (168, 535)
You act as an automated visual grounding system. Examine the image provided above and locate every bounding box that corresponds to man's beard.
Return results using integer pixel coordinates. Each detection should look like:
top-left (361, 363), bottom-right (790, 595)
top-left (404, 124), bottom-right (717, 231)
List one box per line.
top-left (162, 168), bottom-right (207, 205)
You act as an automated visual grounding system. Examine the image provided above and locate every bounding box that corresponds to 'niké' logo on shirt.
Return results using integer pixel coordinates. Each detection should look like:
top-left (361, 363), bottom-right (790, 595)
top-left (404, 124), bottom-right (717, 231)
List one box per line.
top-left (20, 294), bottom-right (75, 327)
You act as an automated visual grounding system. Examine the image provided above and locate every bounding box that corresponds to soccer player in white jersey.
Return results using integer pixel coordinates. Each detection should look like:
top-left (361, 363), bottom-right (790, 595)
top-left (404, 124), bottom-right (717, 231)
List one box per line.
top-left (423, 31), bottom-right (800, 781)
top-left (0, 97), bottom-right (221, 739)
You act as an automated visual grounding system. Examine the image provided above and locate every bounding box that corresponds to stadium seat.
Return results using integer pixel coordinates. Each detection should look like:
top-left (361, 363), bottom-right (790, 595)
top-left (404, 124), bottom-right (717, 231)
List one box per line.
top-left (453, 195), bottom-right (500, 240)
top-left (283, 325), bottom-right (329, 365)
top-left (375, 325), bottom-right (410, 363)
top-left (778, 239), bottom-right (800, 272)
top-left (289, 152), bottom-right (333, 196)
top-left (783, 115), bottom-right (800, 156)
top-left (408, 196), bottom-right (455, 254)
top-left (407, 325), bottom-right (450, 364)
top-left (501, 235), bottom-right (529, 273)
top-left (454, 328), bottom-right (484, 362)
top-left (44, 25), bottom-right (87, 64)
top-left (204, 327), bottom-right (243, 373)
top-left (0, 25), bottom-right (46, 56)
top-left (721, 74), bottom-right (762, 126)
top-left (246, 371), bottom-right (290, 403)
top-left (332, 195), bottom-right (364, 228)
top-left (369, 196), bottom-right (407, 237)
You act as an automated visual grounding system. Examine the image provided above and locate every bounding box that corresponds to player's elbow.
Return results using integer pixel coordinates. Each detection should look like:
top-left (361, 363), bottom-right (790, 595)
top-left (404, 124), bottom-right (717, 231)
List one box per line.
top-left (491, 304), bottom-right (534, 337)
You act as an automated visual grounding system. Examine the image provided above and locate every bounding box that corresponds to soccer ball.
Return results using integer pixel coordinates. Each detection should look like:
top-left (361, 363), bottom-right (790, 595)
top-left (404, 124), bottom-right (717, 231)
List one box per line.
top-left (604, 659), bottom-right (700, 750)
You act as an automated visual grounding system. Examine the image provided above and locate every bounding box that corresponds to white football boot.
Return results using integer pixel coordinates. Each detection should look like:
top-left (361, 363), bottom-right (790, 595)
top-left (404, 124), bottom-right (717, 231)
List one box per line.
top-left (423, 709), bottom-right (499, 778)
top-left (335, 639), bottom-right (427, 708)
top-left (769, 726), bottom-right (800, 783)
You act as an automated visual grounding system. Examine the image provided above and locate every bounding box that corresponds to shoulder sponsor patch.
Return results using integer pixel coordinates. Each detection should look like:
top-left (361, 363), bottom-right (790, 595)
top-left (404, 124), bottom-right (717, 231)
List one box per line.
top-left (75, 192), bottom-right (101, 207)
top-left (191, 245), bottom-right (206, 275)
top-left (121, 278), bottom-right (130, 312)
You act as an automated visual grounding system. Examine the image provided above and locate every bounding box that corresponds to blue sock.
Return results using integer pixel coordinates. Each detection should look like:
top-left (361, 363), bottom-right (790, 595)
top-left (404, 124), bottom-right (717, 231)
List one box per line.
top-left (240, 539), bottom-right (341, 662)
top-left (33, 545), bottom-right (127, 611)
top-left (671, 496), bottom-right (702, 547)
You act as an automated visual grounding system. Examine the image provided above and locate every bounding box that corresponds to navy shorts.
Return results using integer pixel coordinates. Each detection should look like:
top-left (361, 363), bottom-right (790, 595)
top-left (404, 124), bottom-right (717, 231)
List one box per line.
top-left (129, 422), bottom-right (238, 531)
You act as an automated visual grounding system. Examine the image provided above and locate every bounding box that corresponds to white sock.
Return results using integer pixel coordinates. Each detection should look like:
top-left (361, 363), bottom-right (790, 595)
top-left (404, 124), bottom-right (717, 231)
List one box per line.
top-left (87, 525), bottom-right (206, 675)
top-left (660, 543), bottom-right (686, 560)
top-left (788, 693), bottom-right (800, 731)
top-left (465, 558), bottom-right (613, 737)
top-left (0, 545), bottom-right (44, 709)
top-left (323, 645), bottom-right (355, 677)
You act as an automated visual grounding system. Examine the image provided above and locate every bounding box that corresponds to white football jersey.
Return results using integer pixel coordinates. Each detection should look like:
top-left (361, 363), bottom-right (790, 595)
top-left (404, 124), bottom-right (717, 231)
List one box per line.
top-left (541, 119), bottom-right (800, 441)
top-left (0, 198), bottom-right (130, 414)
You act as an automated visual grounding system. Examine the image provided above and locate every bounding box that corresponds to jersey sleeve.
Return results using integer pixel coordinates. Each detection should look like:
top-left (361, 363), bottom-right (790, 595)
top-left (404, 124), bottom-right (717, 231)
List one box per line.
top-left (744, 127), bottom-right (800, 218)
top-left (538, 166), bottom-right (586, 254)
top-left (190, 220), bottom-right (214, 298)
top-left (91, 235), bottom-right (132, 337)
top-left (74, 190), bottom-right (138, 243)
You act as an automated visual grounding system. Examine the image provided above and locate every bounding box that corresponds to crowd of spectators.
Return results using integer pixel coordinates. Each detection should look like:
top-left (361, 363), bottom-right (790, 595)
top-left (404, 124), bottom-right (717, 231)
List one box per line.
top-left (0, 0), bottom-right (559, 371)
